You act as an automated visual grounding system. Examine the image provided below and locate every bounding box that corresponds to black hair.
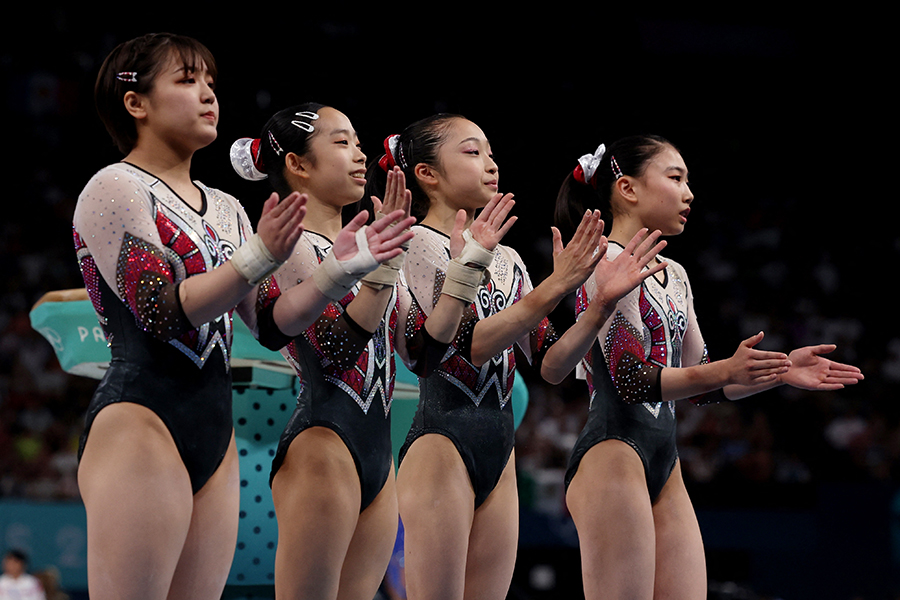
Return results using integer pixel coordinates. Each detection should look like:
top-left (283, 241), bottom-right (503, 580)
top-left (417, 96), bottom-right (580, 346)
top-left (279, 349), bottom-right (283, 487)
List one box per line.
top-left (364, 113), bottom-right (465, 221)
top-left (95, 33), bottom-right (218, 154)
top-left (251, 102), bottom-right (327, 198)
top-left (554, 135), bottom-right (675, 240)
top-left (4, 549), bottom-right (27, 564)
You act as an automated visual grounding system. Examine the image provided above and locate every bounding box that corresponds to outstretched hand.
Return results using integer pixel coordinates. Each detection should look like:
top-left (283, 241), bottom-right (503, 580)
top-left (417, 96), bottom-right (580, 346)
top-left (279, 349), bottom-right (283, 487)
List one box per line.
top-left (548, 210), bottom-right (605, 295)
top-left (332, 209), bottom-right (416, 263)
top-left (256, 191), bottom-right (307, 262)
top-left (726, 332), bottom-right (792, 386)
top-left (781, 344), bottom-right (864, 391)
top-left (450, 193), bottom-right (517, 259)
top-left (590, 229), bottom-right (668, 312)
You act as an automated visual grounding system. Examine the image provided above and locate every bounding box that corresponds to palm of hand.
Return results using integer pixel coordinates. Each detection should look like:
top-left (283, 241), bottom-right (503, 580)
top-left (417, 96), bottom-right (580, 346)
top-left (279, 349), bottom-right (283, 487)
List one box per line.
top-left (332, 225), bottom-right (361, 261)
top-left (592, 250), bottom-right (649, 305)
top-left (782, 347), bottom-right (861, 391)
top-left (553, 241), bottom-right (599, 292)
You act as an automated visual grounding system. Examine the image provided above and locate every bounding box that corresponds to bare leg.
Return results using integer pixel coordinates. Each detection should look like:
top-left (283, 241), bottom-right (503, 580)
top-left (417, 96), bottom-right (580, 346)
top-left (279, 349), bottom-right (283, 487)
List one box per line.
top-left (337, 466), bottom-right (399, 600)
top-left (167, 434), bottom-right (241, 600)
top-left (397, 434), bottom-right (475, 600)
top-left (566, 440), bottom-right (657, 600)
top-left (652, 461), bottom-right (706, 600)
top-left (271, 427), bottom-right (362, 600)
top-left (77, 403), bottom-right (194, 600)
top-left (463, 450), bottom-right (519, 600)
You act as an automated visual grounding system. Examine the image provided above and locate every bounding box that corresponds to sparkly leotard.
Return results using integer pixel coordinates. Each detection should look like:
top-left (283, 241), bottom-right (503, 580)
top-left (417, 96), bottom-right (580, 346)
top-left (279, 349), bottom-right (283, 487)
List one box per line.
top-left (269, 231), bottom-right (402, 511)
top-left (400, 225), bottom-right (558, 508)
top-left (565, 244), bottom-right (708, 501)
top-left (73, 162), bottom-right (279, 494)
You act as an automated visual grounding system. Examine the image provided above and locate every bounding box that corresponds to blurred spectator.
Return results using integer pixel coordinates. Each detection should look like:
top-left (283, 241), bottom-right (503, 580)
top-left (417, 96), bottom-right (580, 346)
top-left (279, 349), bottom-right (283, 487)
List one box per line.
top-left (33, 568), bottom-right (68, 600)
top-left (0, 550), bottom-right (46, 600)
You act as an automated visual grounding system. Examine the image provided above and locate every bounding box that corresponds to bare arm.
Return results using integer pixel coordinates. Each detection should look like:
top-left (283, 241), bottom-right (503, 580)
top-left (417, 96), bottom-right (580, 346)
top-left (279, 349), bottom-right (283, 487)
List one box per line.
top-left (659, 331), bottom-right (791, 402)
top-left (469, 210), bottom-right (604, 367)
top-left (181, 191), bottom-right (306, 327)
top-left (273, 208), bottom-right (415, 338)
top-left (421, 193), bottom-right (518, 344)
top-left (343, 169), bottom-right (416, 333)
top-left (541, 228), bottom-right (667, 384)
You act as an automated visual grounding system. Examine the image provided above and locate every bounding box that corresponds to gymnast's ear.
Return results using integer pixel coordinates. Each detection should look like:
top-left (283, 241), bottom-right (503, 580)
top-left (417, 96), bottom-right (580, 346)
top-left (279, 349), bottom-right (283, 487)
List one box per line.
top-left (414, 162), bottom-right (439, 188)
top-left (285, 152), bottom-right (311, 180)
top-left (123, 91), bottom-right (147, 120)
top-left (614, 176), bottom-right (639, 207)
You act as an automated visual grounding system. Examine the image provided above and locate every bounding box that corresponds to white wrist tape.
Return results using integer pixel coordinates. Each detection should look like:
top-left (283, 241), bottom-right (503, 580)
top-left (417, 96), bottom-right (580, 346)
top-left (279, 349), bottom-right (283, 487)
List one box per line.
top-left (457, 229), bottom-right (494, 268)
top-left (230, 233), bottom-right (282, 286)
top-left (361, 210), bottom-right (410, 289)
top-left (442, 260), bottom-right (487, 303)
top-left (312, 226), bottom-right (379, 300)
top-left (362, 249), bottom-right (405, 289)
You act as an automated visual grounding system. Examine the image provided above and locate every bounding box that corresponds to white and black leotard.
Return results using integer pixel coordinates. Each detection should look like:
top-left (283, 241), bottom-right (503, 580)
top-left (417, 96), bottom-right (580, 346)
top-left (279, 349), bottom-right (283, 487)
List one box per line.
top-left (269, 231), bottom-right (403, 511)
top-left (565, 243), bottom-right (709, 501)
top-left (73, 162), bottom-right (282, 494)
top-left (400, 224), bottom-right (558, 508)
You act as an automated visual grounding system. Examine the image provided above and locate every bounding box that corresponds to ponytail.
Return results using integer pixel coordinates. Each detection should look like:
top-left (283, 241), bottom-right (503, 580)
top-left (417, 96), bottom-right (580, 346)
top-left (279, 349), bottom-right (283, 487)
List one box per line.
top-left (555, 135), bottom-right (674, 240)
top-left (365, 114), bottom-right (464, 221)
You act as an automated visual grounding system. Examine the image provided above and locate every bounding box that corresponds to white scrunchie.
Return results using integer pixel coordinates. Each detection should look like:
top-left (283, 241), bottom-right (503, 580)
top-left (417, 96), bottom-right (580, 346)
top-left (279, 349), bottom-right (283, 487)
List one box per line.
top-left (577, 144), bottom-right (607, 184)
top-left (387, 135), bottom-right (406, 169)
top-left (230, 138), bottom-right (267, 182)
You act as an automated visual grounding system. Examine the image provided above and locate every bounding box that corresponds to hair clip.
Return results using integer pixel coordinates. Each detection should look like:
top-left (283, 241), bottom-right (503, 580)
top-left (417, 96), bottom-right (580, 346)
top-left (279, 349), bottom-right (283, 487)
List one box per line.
top-left (268, 131), bottom-right (284, 156)
top-left (290, 111), bottom-right (320, 133)
top-left (610, 155), bottom-right (624, 180)
top-left (116, 71), bottom-right (138, 83)
top-left (574, 144), bottom-right (606, 188)
top-left (396, 137), bottom-right (409, 169)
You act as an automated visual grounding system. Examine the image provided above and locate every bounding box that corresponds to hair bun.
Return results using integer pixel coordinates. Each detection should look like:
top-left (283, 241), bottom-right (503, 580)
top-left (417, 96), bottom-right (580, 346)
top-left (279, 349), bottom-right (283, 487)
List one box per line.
top-left (230, 137), bottom-right (267, 181)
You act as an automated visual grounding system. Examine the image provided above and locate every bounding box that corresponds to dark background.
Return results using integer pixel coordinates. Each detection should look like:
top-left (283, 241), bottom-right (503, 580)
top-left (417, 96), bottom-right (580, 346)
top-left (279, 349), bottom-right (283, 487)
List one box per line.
top-left (1, 7), bottom-right (896, 599)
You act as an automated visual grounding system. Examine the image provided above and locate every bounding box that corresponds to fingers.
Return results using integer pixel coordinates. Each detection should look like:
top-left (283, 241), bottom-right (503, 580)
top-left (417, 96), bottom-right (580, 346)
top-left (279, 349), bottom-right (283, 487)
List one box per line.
top-left (747, 358), bottom-right (792, 371)
top-left (383, 168), bottom-right (396, 208)
top-left (634, 230), bottom-right (664, 259)
top-left (741, 331), bottom-right (766, 349)
top-left (382, 167), bottom-right (408, 213)
top-left (344, 210), bottom-right (369, 234)
top-left (373, 230), bottom-right (414, 256)
top-left (268, 193), bottom-right (307, 237)
top-left (570, 210), bottom-right (594, 245)
top-left (640, 259), bottom-right (669, 280)
top-left (829, 362), bottom-right (864, 376)
top-left (551, 227), bottom-right (563, 256)
top-left (453, 209), bottom-right (468, 234)
top-left (402, 189), bottom-right (412, 218)
top-left (477, 193), bottom-right (504, 222)
top-left (371, 196), bottom-right (384, 214)
top-left (372, 246), bottom-right (404, 263)
top-left (622, 227), bottom-right (648, 255)
top-left (376, 217), bottom-right (416, 243)
top-left (370, 209), bottom-right (407, 234)
top-left (488, 194), bottom-right (516, 229)
top-left (495, 214), bottom-right (518, 240)
top-left (260, 192), bottom-right (280, 216)
top-left (566, 210), bottom-right (603, 256)
top-left (804, 343), bottom-right (838, 356)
